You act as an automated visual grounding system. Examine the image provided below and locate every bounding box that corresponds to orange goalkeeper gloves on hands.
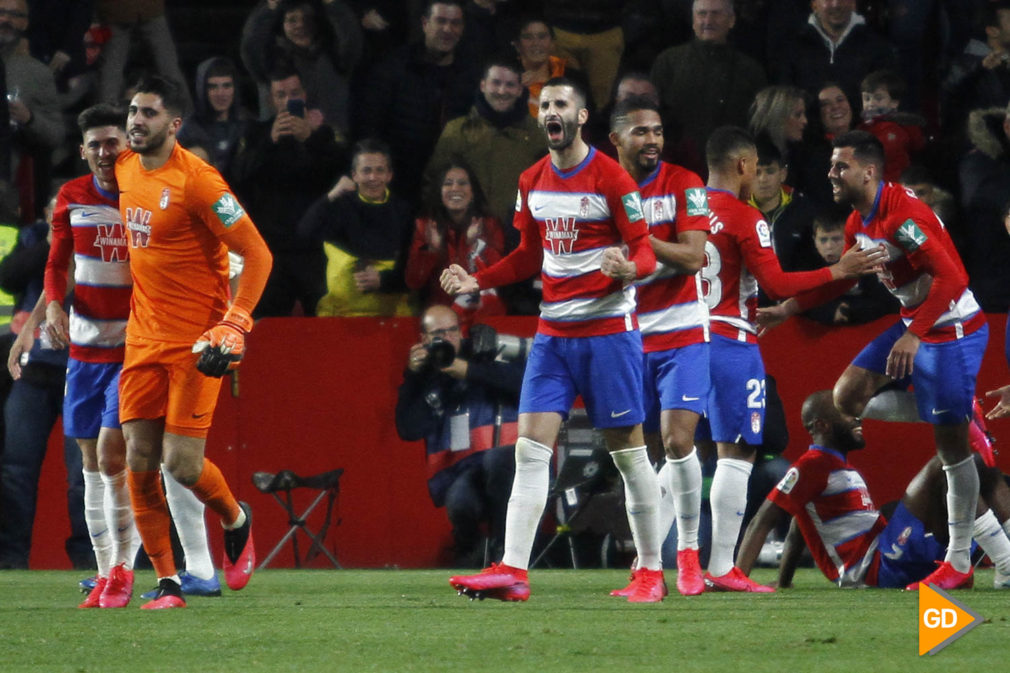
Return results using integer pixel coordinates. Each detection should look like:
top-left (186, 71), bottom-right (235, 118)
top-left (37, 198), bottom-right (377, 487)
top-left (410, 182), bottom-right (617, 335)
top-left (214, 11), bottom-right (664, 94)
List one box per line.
top-left (192, 306), bottom-right (254, 377)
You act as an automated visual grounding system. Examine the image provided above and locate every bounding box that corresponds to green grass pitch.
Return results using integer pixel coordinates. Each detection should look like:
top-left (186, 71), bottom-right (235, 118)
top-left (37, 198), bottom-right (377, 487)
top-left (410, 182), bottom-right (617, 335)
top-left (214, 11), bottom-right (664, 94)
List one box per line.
top-left (1, 568), bottom-right (1006, 672)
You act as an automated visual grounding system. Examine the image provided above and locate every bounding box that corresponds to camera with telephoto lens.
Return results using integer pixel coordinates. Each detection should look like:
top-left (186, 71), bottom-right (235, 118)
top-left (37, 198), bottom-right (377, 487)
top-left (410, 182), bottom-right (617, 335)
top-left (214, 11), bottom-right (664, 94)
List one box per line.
top-left (425, 337), bottom-right (456, 368)
top-left (469, 324), bottom-right (532, 362)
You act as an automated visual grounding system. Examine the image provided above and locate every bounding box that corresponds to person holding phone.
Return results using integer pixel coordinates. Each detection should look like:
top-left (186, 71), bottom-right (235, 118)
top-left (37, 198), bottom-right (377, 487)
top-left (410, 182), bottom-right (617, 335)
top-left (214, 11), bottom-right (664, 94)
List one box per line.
top-left (230, 66), bottom-right (345, 318)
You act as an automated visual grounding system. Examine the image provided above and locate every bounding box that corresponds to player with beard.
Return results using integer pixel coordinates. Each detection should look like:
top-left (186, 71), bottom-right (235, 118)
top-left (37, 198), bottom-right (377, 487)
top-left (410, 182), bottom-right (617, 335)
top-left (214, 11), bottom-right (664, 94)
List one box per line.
top-left (698, 126), bottom-right (883, 592)
top-left (759, 130), bottom-right (989, 590)
top-left (115, 75), bottom-right (272, 609)
top-left (733, 391), bottom-right (1010, 590)
top-left (441, 77), bottom-right (668, 602)
top-left (607, 96), bottom-right (711, 597)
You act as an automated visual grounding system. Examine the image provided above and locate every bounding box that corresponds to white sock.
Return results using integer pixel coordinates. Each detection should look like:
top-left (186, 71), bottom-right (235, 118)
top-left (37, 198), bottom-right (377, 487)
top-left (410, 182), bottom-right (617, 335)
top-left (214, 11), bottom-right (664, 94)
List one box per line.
top-left (100, 469), bottom-right (140, 570)
top-left (83, 470), bottom-right (112, 578)
top-left (862, 390), bottom-right (921, 423)
top-left (500, 438), bottom-right (553, 570)
top-left (708, 458), bottom-right (753, 577)
top-left (162, 466), bottom-right (216, 580)
top-left (612, 446), bottom-right (663, 571)
top-left (1003, 519), bottom-right (1010, 540)
top-left (656, 461), bottom-right (677, 551)
top-left (974, 509), bottom-right (1010, 575)
top-left (943, 456), bottom-right (979, 573)
top-left (667, 449), bottom-right (702, 551)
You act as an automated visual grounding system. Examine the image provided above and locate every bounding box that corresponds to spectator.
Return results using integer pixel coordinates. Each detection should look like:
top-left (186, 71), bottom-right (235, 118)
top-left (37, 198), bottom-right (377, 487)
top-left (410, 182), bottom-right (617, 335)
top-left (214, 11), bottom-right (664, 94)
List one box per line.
top-left (899, 164), bottom-right (956, 228)
top-left (958, 102), bottom-right (1010, 312)
top-left (299, 138), bottom-right (414, 317)
top-left (177, 57), bottom-right (250, 182)
top-left (772, 0), bottom-right (897, 105)
top-left (0, 201), bottom-right (90, 569)
top-left (395, 305), bottom-right (521, 567)
top-left (25, 0), bottom-right (92, 84)
top-left (747, 136), bottom-right (819, 276)
top-left (94, 0), bottom-right (192, 111)
top-left (941, 0), bottom-right (1010, 135)
top-left (458, 0), bottom-right (520, 65)
top-left (241, 0), bottom-right (362, 137)
top-left (749, 85), bottom-right (828, 206)
top-left (347, 0), bottom-right (408, 64)
top-left (407, 159), bottom-right (506, 326)
top-left (856, 69), bottom-right (925, 183)
top-left (425, 56), bottom-right (546, 246)
top-left (231, 67), bottom-right (345, 317)
top-left (817, 81), bottom-right (854, 141)
top-left (512, 17), bottom-right (568, 119)
top-left (799, 209), bottom-right (899, 325)
top-left (356, 0), bottom-right (479, 205)
top-left (543, 0), bottom-right (625, 110)
top-left (650, 0), bottom-right (767, 154)
top-left (0, 0), bottom-right (63, 221)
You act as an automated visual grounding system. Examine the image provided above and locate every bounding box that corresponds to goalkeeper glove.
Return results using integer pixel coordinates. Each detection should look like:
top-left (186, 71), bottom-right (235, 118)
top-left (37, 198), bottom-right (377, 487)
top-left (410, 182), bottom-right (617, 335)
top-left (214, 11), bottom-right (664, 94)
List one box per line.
top-left (192, 306), bottom-right (254, 377)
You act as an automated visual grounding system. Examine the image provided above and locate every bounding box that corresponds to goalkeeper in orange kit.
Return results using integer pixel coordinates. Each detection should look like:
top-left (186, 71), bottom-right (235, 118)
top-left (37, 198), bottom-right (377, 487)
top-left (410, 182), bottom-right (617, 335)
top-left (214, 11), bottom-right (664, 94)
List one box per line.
top-left (115, 75), bottom-right (273, 609)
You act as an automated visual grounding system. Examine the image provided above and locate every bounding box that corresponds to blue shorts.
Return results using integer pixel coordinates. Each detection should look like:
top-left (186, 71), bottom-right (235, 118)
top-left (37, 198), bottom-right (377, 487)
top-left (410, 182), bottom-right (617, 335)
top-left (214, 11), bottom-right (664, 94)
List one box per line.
top-left (695, 335), bottom-right (765, 445)
top-left (642, 342), bottom-right (710, 433)
top-left (519, 331), bottom-right (645, 429)
top-left (852, 321), bottom-right (988, 425)
top-left (874, 502), bottom-right (947, 588)
top-left (64, 359), bottom-right (122, 439)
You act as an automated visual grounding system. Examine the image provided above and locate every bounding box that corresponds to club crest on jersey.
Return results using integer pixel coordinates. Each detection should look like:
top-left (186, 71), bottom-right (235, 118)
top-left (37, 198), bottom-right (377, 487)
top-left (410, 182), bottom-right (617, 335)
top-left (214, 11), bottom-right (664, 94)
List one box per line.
top-left (652, 198), bottom-right (665, 222)
top-left (777, 467), bottom-right (799, 494)
top-left (159, 188), bottom-right (170, 210)
top-left (212, 193), bottom-right (246, 228)
top-left (579, 196), bottom-right (590, 218)
top-left (756, 219), bottom-right (773, 248)
top-left (622, 192), bottom-right (644, 221)
top-left (685, 187), bottom-right (708, 216)
top-left (93, 221), bottom-right (130, 262)
top-left (896, 218), bottom-right (927, 251)
top-left (545, 217), bottom-right (579, 254)
top-left (751, 411), bottom-right (762, 434)
top-left (125, 207), bottom-right (152, 248)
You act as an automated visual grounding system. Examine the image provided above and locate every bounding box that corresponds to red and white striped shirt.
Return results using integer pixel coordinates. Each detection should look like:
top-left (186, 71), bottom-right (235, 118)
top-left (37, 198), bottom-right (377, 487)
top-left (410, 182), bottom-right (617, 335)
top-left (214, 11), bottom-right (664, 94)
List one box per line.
top-left (45, 175), bottom-right (131, 363)
top-left (475, 147), bottom-right (656, 337)
top-left (634, 162), bottom-right (711, 352)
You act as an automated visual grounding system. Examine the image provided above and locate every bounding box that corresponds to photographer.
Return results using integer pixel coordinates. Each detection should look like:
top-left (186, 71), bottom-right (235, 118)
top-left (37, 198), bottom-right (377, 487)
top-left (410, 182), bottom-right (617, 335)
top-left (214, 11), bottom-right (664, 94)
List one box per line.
top-left (395, 306), bottom-right (523, 567)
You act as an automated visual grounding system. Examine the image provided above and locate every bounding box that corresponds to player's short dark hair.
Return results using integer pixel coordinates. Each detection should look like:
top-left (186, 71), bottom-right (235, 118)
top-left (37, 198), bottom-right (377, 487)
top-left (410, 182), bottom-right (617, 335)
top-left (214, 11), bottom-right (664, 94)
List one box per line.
top-left (351, 137), bottom-right (392, 171)
top-left (542, 76), bottom-right (588, 110)
top-left (860, 69), bottom-right (906, 101)
top-left (77, 103), bottom-right (126, 136)
top-left (515, 15), bottom-right (553, 40)
top-left (610, 95), bottom-right (660, 133)
top-left (423, 0), bottom-right (464, 19)
top-left (832, 130), bottom-right (885, 171)
top-left (481, 54), bottom-right (523, 82)
top-left (133, 75), bottom-right (188, 118)
top-left (754, 133), bottom-right (784, 167)
top-left (706, 125), bottom-right (755, 171)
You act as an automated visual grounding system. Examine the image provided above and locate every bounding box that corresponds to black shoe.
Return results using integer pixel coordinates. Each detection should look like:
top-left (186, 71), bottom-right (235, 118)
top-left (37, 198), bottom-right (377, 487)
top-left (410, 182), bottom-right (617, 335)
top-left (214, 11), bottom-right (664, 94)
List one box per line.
top-left (140, 578), bottom-right (186, 609)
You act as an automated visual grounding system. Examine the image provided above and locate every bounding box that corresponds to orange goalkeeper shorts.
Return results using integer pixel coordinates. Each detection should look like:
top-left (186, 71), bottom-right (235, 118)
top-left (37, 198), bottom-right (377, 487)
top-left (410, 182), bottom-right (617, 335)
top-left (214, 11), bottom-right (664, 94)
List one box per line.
top-left (119, 336), bottom-right (224, 438)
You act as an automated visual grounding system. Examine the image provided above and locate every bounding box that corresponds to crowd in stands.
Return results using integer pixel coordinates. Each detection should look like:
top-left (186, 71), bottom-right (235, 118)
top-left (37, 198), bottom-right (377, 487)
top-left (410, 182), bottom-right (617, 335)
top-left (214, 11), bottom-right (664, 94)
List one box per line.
top-left (4, 0), bottom-right (1010, 331)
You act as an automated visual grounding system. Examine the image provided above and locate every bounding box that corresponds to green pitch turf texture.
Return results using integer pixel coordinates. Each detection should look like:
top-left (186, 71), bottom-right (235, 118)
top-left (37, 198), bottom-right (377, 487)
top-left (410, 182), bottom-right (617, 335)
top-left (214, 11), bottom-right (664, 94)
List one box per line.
top-left (1, 568), bottom-right (1006, 672)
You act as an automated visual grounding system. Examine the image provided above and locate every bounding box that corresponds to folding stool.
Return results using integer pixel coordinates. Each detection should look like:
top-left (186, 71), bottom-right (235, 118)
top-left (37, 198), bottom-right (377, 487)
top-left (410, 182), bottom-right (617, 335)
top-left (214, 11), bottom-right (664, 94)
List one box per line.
top-left (251, 468), bottom-right (344, 569)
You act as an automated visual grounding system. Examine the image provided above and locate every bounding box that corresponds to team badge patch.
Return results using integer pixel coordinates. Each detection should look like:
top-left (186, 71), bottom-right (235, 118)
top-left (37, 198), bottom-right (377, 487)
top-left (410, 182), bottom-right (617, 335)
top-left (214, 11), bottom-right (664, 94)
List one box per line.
top-left (756, 219), bottom-right (772, 248)
top-left (579, 196), bottom-right (590, 218)
top-left (159, 188), bottom-right (170, 210)
top-left (895, 218), bottom-right (927, 252)
top-left (685, 187), bottom-right (708, 216)
top-left (751, 411), bottom-right (762, 434)
top-left (515, 189), bottom-right (522, 212)
top-left (212, 193), bottom-right (246, 228)
top-left (622, 192), bottom-right (644, 222)
top-left (777, 467), bottom-right (799, 494)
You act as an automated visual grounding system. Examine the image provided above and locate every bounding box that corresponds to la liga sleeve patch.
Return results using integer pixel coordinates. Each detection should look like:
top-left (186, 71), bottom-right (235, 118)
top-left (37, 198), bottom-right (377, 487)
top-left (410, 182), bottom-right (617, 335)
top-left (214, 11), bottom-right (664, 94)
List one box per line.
top-left (895, 218), bottom-right (928, 252)
top-left (685, 187), bottom-right (709, 216)
top-left (212, 193), bottom-right (246, 228)
top-left (622, 192), bottom-right (644, 222)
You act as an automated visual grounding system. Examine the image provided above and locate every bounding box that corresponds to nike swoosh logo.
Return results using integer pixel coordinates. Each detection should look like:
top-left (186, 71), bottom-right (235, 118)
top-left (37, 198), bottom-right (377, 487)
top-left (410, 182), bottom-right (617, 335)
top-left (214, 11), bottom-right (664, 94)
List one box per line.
top-left (931, 408), bottom-right (950, 415)
top-left (192, 412), bottom-right (208, 419)
top-left (78, 210), bottom-right (99, 218)
top-left (682, 395), bottom-right (700, 402)
top-left (243, 556), bottom-right (253, 575)
top-left (610, 409), bottom-right (631, 418)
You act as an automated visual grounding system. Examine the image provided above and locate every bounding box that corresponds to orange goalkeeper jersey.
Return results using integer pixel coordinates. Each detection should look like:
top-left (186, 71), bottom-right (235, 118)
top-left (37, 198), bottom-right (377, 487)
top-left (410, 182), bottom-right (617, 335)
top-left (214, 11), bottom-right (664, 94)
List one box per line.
top-left (116, 143), bottom-right (256, 344)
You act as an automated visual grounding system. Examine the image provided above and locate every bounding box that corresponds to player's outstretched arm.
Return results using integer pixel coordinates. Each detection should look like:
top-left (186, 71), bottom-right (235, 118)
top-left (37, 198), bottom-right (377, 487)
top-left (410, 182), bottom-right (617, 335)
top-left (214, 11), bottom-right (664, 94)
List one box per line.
top-left (828, 243), bottom-right (888, 280)
top-left (777, 518), bottom-right (806, 589)
top-left (736, 499), bottom-right (788, 575)
top-left (985, 385), bottom-right (1010, 420)
top-left (7, 292), bottom-right (47, 379)
top-left (44, 301), bottom-right (70, 350)
top-left (440, 264), bottom-right (479, 296)
top-left (755, 297), bottom-right (800, 336)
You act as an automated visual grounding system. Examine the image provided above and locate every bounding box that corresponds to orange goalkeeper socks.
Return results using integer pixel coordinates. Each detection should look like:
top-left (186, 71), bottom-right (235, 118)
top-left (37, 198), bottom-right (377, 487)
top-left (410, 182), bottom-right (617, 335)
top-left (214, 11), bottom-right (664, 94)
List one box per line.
top-left (189, 458), bottom-right (242, 527)
top-left (127, 469), bottom-right (175, 579)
